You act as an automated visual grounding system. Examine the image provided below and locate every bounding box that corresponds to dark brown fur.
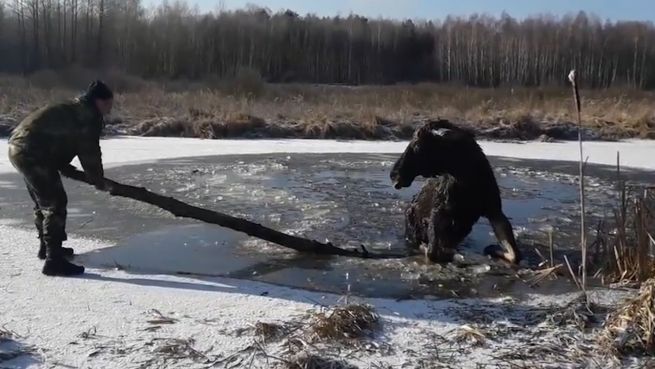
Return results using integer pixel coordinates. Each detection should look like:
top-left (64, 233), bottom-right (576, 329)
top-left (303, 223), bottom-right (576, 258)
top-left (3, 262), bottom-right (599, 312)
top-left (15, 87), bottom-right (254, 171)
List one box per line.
top-left (390, 120), bottom-right (521, 264)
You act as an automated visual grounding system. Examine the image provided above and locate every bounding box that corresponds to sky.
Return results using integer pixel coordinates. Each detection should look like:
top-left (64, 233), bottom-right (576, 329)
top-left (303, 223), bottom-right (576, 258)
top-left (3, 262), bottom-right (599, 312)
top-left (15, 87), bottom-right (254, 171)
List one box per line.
top-left (147, 0), bottom-right (655, 22)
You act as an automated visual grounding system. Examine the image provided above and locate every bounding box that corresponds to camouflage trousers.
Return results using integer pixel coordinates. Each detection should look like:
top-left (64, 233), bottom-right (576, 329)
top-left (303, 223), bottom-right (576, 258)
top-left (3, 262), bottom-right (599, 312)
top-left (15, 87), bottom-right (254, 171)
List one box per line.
top-left (8, 144), bottom-right (68, 248)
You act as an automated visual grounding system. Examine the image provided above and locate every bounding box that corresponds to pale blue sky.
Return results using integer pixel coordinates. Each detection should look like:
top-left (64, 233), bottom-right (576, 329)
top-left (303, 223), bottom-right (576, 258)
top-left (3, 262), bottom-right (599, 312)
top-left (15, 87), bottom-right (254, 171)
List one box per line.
top-left (147, 0), bottom-right (655, 21)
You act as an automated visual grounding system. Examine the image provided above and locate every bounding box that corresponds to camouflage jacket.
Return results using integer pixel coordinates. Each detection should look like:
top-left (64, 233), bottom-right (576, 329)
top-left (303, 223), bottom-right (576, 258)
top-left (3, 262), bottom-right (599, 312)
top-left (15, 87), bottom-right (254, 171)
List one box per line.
top-left (9, 98), bottom-right (104, 183)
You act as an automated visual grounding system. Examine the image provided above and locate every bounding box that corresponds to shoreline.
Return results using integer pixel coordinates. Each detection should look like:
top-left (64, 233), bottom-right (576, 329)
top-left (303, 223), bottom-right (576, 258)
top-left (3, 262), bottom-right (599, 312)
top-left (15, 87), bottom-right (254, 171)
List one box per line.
top-left (4, 136), bottom-right (655, 175)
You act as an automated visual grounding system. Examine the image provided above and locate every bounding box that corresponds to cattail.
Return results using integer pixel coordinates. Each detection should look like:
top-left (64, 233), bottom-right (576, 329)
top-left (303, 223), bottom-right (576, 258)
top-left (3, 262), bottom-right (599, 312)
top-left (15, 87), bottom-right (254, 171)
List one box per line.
top-left (569, 69), bottom-right (587, 292)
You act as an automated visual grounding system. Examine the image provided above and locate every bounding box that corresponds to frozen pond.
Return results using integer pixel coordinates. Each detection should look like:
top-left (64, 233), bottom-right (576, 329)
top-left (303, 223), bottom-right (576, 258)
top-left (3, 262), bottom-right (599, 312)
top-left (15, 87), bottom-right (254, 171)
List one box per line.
top-left (0, 153), bottom-right (650, 299)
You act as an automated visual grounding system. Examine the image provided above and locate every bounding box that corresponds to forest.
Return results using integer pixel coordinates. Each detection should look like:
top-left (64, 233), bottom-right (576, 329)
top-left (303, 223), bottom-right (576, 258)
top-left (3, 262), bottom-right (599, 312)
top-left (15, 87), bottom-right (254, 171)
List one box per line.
top-left (0, 1), bottom-right (654, 88)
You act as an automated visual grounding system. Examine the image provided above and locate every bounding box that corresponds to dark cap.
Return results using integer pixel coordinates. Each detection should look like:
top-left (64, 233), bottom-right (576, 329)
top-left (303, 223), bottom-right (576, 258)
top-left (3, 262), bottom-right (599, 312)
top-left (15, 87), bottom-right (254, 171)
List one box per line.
top-left (85, 80), bottom-right (113, 100)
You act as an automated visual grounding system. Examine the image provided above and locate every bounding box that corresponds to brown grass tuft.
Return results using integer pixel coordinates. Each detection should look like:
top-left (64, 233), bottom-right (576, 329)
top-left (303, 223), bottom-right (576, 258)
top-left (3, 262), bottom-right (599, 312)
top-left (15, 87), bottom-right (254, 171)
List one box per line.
top-left (547, 294), bottom-right (606, 330)
top-left (2, 74), bottom-right (654, 140)
top-left (600, 278), bottom-right (655, 357)
top-left (593, 187), bottom-right (655, 284)
top-left (452, 324), bottom-right (487, 346)
top-left (277, 352), bottom-right (358, 369)
top-left (147, 337), bottom-right (209, 363)
top-left (254, 321), bottom-right (287, 341)
top-left (309, 304), bottom-right (380, 342)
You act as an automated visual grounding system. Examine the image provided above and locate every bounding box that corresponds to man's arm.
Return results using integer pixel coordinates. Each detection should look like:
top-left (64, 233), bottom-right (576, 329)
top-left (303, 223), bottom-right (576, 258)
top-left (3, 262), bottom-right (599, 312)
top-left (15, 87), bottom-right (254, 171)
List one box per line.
top-left (78, 136), bottom-right (106, 190)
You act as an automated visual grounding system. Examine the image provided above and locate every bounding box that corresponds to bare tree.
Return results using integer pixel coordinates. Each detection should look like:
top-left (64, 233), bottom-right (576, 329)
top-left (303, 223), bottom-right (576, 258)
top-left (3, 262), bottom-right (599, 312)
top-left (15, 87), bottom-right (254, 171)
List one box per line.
top-left (0, 2), bottom-right (653, 88)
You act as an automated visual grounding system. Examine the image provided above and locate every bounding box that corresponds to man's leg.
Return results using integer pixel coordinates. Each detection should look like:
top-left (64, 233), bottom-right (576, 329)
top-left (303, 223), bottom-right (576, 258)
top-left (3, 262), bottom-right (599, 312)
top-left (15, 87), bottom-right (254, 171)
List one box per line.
top-left (27, 181), bottom-right (74, 260)
top-left (22, 166), bottom-right (84, 276)
top-left (26, 184), bottom-right (47, 259)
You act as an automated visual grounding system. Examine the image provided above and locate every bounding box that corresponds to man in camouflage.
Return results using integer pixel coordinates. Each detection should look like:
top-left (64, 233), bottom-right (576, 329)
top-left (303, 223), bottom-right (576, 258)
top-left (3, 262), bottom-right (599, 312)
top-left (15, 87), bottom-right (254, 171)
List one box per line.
top-left (8, 81), bottom-right (114, 276)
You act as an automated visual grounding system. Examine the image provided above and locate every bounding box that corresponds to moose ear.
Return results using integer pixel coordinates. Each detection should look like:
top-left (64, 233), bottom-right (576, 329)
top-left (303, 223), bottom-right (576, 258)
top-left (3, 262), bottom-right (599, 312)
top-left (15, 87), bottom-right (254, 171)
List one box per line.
top-left (431, 128), bottom-right (451, 137)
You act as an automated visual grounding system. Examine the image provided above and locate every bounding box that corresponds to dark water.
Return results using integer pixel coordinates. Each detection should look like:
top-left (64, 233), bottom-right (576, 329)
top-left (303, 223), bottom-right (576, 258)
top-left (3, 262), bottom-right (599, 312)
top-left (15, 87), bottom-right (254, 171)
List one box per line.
top-left (0, 153), bottom-right (643, 299)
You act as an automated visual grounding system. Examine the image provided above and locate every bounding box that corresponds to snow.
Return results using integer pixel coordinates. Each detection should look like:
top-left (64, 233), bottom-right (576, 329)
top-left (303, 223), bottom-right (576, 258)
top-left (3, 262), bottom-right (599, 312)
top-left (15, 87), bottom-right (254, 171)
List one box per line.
top-left (0, 225), bottom-right (492, 368)
top-left (1, 136), bottom-right (654, 175)
top-left (0, 225), bottom-right (618, 368)
top-left (1, 136), bottom-right (652, 368)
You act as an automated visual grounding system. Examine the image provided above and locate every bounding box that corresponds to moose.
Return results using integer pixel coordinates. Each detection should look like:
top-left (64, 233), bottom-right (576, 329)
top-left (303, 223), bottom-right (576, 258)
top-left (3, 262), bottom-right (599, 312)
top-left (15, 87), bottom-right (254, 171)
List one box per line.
top-left (390, 120), bottom-right (522, 265)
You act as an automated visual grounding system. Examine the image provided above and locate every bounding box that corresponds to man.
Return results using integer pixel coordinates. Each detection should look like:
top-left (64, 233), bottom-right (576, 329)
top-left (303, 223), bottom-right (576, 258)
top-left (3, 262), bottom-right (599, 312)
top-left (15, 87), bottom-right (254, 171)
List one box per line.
top-left (8, 81), bottom-right (113, 276)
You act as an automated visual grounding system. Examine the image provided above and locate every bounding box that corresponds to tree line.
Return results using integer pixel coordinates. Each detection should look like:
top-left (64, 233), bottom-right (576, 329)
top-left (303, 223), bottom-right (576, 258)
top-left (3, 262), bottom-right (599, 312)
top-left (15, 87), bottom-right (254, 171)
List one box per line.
top-left (0, 0), bottom-right (653, 88)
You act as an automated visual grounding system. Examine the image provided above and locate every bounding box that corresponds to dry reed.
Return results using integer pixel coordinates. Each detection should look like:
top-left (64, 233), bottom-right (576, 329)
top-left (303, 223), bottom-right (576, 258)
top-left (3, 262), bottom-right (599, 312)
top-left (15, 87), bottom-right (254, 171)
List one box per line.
top-left (1, 74), bottom-right (653, 140)
top-left (309, 304), bottom-right (380, 342)
top-left (276, 352), bottom-right (359, 369)
top-left (601, 279), bottom-right (655, 356)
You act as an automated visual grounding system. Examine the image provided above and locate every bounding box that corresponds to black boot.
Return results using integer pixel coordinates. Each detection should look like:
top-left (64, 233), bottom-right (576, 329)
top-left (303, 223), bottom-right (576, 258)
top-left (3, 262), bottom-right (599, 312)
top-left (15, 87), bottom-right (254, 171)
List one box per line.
top-left (42, 258), bottom-right (85, 276)
top-left (35, 211), bottom-right (74, 260)
top-left (42, 242), bottom-right (84, 276)
top-left (37, 239), bottom-right (74, 260)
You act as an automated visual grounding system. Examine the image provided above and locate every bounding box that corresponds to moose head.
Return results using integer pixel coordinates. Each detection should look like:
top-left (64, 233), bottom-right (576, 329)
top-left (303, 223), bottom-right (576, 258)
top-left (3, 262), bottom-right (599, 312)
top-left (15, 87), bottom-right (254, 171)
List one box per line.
top-left (390, 120), bottom-right (481, 189)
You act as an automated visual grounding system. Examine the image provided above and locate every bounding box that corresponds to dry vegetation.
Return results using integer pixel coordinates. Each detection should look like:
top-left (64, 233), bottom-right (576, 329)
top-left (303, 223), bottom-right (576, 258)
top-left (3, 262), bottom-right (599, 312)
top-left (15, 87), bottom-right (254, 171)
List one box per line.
top-left (308, 304), bottom-right (380, 342)
top-left (588, 182), bottom-right (655, 285)
top-left (1, 73), bottom-right (654, 140)
top-left (591, 187), bottom-right (655, 360)
top-left (275, 353), bottom-right (359, 369)
top-left (217, 304), bottom-right (381, 369)
top-left (601, 279), bottom-right (655, 357)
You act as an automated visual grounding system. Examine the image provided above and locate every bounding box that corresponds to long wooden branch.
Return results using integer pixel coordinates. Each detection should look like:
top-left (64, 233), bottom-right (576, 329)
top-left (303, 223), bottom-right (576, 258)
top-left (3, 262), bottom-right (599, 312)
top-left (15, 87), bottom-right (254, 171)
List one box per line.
top-left (61, 166), bottom-right (402, 259)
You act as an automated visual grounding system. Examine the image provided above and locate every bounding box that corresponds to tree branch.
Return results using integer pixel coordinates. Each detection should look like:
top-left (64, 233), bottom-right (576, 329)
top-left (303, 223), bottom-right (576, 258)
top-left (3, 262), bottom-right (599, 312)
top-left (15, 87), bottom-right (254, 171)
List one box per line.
top-left (61, 165), bottom-right (403, 260)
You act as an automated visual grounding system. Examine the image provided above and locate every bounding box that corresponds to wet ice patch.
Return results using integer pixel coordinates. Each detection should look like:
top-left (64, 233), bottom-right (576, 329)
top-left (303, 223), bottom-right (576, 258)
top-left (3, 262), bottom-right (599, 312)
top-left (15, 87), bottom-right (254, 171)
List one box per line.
top-left (64, 153), bottom-right (625, 298)
top-left (0, 218), bottom-right (23, 226)
top-left (0, 180), bottom-right (18, 189)
top-left (0, 152), bottom-right (630, 299)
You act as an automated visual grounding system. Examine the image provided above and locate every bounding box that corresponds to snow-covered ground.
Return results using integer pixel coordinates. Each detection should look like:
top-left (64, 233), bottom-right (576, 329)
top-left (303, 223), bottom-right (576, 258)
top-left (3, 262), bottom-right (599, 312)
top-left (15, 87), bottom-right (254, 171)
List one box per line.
top-left (1, 137), bottom-right (653, 368)
top-left (2, 137), bottom-right (655, 175)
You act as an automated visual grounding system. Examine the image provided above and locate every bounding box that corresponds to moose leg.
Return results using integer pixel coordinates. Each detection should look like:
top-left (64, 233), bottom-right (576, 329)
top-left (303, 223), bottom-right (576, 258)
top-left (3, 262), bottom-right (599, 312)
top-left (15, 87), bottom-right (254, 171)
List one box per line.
top-left (425, 208), bottom-right (460, 263)
top-left (485, 212), bottom-right (521, 264)
top-left (404, 205), bottom-right (421, 252)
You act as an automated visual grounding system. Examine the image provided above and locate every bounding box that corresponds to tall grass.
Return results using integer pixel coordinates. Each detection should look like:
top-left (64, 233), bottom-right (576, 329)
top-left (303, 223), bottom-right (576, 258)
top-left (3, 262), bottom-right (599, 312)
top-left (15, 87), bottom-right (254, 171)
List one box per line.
top-left (589, 150), bottom-right (654, 284)
top-left (593, 185), bottom-right (655, 284)
top-left (0, 73), bottom-right (653, 140)
top-left (564, 71), bottom-right (654, 291)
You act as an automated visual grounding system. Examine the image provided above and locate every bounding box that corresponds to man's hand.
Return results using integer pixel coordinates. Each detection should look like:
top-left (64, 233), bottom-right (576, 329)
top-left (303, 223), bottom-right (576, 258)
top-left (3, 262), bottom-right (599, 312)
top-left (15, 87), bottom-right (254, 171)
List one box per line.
top-left (60, 165), bottom-right (113, 193)
top-left (91, 177), bottom-right (111, 192)
top-left (94, 181), bottom-right (106, 191)
top-left (60, 164), bottom-right (78, 177)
